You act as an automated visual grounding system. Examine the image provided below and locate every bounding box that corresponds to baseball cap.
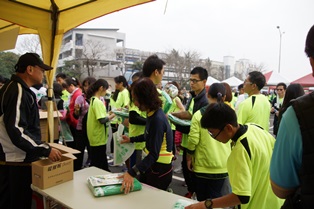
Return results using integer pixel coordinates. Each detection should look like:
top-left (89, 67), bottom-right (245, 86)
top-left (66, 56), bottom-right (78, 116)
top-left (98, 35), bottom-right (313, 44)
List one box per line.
top-left (15, 53), bottom-right (53, 72)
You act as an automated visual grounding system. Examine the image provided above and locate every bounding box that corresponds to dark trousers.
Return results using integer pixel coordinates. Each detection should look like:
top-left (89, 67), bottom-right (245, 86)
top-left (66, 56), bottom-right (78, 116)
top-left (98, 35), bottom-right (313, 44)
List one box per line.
top-left (90, 145), bottom-right (110, 172)
top-left (140, 162), bottom-right (173, 191)
top-left (182, 147), bottom-right (196, 193)
top-left (110, 124), bottom-right (118, 153)
top-left (130, 150), bottom-right (143, 168)
top-left (74, 130), bottom-right (86, 171)
top-left (195, 176), bottom-right (231, 201)
top-left (68, 125), bottom-right (77, 150)
top-left (0, 164), bottom-right (32, 209)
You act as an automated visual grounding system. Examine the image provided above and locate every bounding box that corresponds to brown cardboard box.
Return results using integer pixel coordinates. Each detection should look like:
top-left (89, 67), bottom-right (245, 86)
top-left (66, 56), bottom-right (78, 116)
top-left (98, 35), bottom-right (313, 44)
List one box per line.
top-left (32, 143), bottom-right (80, 190)
top-left (39, 110), bottom-right (61, 142)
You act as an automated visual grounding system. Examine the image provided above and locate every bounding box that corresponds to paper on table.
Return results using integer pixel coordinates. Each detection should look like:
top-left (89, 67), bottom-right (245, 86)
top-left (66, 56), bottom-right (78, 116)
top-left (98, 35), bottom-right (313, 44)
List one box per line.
top-left (88, 173), bottom-right (123, 187)
top-left (173, 199), bottom-right (197, 209)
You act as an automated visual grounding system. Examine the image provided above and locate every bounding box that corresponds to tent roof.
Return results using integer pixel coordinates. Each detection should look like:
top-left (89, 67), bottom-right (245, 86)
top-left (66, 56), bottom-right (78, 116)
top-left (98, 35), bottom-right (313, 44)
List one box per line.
top-left (264, 71), bottom-right (290, 86)
top-left (206, 76), bottom-right (220, 86)
top-left (291, 73), bottom-right (314, 87)
top-left (221, 76), bottom-right (243, 87)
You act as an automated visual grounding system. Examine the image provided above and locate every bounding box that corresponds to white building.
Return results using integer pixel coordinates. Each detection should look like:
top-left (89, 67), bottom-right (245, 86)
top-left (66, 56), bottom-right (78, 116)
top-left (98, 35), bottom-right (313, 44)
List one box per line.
top-left (58, 28), bottom-right (126, 85)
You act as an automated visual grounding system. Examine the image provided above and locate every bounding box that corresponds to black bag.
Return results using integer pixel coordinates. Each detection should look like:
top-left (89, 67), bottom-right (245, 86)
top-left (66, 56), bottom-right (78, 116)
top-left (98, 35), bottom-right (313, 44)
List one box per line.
top-left (281, 189), bottom-right (302, 209)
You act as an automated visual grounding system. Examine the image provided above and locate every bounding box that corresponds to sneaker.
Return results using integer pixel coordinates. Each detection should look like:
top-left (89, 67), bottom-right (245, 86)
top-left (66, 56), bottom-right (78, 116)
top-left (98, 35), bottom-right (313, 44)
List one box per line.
top-left (184, 192), bottom-right (193, 199)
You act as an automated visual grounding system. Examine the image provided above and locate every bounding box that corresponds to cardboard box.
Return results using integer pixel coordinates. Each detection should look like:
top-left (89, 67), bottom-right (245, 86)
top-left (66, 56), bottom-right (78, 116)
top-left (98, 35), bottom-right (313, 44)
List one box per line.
top-left (39, 110), bottom-right (61, 142)
top-left (32, 143), bottom-right (80, 190)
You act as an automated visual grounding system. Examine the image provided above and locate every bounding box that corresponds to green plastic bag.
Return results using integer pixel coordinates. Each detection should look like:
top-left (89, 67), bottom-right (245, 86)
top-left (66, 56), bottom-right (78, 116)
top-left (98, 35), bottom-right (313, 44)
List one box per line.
top-left (87, 173), bottom-right (142, 197)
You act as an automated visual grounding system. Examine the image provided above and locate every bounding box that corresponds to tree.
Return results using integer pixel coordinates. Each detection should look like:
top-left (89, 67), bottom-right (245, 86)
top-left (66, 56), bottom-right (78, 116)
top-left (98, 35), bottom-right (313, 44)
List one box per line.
top-left (0, 52), bottom-right (19, 78)
top-left (131, 61), bottom-right (143, 71)
top-left (202, 57), bottom-right (212, 76)
top-left (81, 40), bottom-right (108, 77)
top-left (16, 35), bottom-right (41, 55)
top-left (165, 49), bottom-right (202, 88)
top-left (57, 60), bottom-right (83, 79)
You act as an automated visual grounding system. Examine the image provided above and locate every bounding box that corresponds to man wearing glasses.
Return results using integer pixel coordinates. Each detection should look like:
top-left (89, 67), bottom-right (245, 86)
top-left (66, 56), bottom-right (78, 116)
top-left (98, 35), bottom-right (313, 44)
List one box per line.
top-left (171, 67), bottom-right (209, 198)
top-left (0, 53), bottom-right (62, 209)
top-left (236, 71), bottom-right (271, 131)
top-left (270, 82), bottom-right (286, 136)
top-left (186, 103), bottom-right (283, 209)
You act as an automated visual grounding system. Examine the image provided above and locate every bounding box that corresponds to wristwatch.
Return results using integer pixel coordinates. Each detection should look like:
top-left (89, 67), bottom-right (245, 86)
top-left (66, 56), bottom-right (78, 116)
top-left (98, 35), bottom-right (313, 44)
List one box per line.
top-left (204, 198), bottom-right (213, 209)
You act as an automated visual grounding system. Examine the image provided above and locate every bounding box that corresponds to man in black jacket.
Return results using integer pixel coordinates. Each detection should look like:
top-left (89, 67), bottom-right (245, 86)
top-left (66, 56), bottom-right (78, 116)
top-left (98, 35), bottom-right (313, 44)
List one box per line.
top-left (0, 53), bottom-right (62, 209)
top-left (171, 67), bottom-right (208, 198)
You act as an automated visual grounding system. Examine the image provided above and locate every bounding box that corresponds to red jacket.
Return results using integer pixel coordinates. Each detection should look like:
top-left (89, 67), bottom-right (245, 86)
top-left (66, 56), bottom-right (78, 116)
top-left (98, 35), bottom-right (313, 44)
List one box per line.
top-left (66, 88), bottom-right (82, 129)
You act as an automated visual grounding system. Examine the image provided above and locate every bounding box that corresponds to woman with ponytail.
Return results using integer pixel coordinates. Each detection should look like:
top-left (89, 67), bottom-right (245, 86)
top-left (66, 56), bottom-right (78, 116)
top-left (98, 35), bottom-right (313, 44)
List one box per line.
top-left (86, 79), bottom-right (115, 171)
top-left (64, 77), bottom-right (82, 171)
top-left (186, 83), bottom-right (232, 201)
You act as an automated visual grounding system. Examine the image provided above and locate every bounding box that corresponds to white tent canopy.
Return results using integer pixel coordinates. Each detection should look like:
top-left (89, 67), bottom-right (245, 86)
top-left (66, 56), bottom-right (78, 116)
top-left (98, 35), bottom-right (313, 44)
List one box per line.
top-left (206, 76), bottom-right (220, 86)
top-left (221, 76), bottom-right (243, 87)
top-left (266, 71), bottom-right (290, 86)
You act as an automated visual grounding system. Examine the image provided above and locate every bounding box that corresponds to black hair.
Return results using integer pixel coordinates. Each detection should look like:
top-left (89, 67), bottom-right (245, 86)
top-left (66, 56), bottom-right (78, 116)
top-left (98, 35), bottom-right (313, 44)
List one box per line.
top-left (86, 79), bottom-right (109, 100)
top-left (201, 103), bottom-right (238, 129)
top-left (238, 83), bottom-right (244, 91)
top-left (278, 83), bottom-right (305, 126)
top-left (64, 77), bottom-right (81, 88)
top-left (142, 54), bottom-right (166, 77)
top-left (248, 71), bottom-right (266, 90)
top-left (190, 67), bottom-right (208, 80)
top-left (131, 72), bottom-right (143, 81)
top-left (276, 82), bottom-right (287, 90)
top-left (221, 82), bottom-right (233, 103)
top-left (132, 77), bottom-right (162, 111)
top-left (82, 76), bottom-right (96, 94)
top-left (0, 75), bottom-right (8, 84)
top-left (305, 25), bottom-right (314, 58)
top-left (114, 75), bottom-right (129, 88)
top-left (52, 82), bottom-right (63, 99)
top-left (56, 73), bottom-right (67, 79)
top-left (208, 83), bottom-right (226, 103)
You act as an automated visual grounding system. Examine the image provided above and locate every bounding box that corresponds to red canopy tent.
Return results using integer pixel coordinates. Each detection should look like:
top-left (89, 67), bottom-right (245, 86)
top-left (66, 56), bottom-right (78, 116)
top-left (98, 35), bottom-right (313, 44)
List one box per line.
top-left (291, 73), bottom-right (314, 87)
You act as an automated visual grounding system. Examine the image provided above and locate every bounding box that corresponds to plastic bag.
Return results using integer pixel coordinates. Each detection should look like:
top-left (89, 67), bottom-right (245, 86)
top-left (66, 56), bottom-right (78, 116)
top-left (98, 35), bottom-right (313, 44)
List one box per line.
top-left (113, 124), bottom-right (135, 165)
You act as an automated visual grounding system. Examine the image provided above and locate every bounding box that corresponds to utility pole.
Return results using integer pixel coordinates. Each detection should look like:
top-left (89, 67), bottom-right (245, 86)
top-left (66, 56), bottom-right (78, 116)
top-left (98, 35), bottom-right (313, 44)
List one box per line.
top-left (276, 26), bottom-right (285, 74)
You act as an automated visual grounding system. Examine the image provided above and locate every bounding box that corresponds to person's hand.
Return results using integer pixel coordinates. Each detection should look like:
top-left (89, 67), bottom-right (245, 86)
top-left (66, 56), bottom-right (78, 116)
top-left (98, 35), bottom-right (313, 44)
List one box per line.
top-left (109, 112), bottom-right (116, 120)
top-left (120, 135), bottom-right (130, 144)
top-left (185, 202), bottom-right (205, 209)
top-left (187, 159), bottom-right (193, 171)
top-left (186, 154), bottom-right (193, 171)
top-left (118, 172), bottom-right (134, 194)
top-left (48, 148), bottom-right (62, 162)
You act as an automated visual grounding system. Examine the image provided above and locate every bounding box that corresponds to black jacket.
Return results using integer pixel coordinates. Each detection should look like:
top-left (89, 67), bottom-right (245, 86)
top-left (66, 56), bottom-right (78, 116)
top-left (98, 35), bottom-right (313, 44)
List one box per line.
top-left (292, 92), bottom-right (314, 208)
top-left (0, 74), bottom-right (51, 163)
top-left (176, 88), bottom-right (208, 134)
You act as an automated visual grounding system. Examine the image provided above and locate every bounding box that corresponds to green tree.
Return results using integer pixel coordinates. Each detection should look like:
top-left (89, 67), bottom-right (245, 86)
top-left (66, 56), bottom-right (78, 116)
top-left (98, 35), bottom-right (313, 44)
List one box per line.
top-left (57, 60), bottom-right (83, 79)
top-left (0, 52), bottom-right (19, 78)
top-left (131, 61), bottom-right (143, 71)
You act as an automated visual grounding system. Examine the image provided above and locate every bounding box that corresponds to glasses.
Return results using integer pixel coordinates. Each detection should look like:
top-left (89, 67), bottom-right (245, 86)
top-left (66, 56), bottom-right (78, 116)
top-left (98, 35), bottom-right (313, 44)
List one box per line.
top-left (208, 125), bottom-right (226, 139)
top-left (189, 79), bottom-right (202, 83)
top-left (276, 89), bottom-right (284, 91)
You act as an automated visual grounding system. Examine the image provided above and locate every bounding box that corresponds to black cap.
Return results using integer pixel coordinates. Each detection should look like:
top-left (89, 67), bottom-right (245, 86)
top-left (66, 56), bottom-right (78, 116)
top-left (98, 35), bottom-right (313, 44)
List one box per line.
top-left (15, 53), bottom-right (53, 72)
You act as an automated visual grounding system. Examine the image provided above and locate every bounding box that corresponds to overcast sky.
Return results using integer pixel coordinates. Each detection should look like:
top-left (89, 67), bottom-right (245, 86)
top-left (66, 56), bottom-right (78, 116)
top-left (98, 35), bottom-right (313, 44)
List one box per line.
top-left (80, 0), bottom-right (313, 81)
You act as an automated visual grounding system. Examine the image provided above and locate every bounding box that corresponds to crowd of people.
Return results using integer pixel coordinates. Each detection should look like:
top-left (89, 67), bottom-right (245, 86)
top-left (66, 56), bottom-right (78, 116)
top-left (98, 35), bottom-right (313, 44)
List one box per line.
top-left (0, 24), bottom-right (314, 209)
